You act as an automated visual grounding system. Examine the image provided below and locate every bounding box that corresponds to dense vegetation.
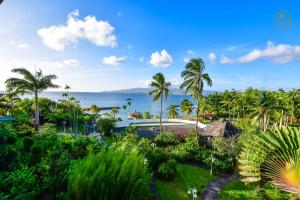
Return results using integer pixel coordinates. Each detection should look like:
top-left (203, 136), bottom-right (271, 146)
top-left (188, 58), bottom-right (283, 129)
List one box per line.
top-left (1, 63), bottom-right (300, 199)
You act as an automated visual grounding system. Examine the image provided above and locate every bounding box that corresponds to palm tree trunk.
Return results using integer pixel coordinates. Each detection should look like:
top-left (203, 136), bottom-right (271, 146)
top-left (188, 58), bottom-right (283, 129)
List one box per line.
top-left (195, 100), bottom-right (200, 134)
top-left (34, 92), bottom-right (39, 133)
top-left (160, 93), bottom-right (163, 134)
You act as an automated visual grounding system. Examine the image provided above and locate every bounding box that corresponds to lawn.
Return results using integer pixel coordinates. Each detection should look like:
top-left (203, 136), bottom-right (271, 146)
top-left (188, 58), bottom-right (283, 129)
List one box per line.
top-left (219, 180), bottom-right (292, 200)
top-left (156, 164), bottom-right (216, 200)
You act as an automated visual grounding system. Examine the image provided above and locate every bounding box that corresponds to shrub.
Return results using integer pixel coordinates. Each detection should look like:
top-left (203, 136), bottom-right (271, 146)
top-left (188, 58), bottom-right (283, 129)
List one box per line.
top-left (22, 136), bottom-right (34, 152)
top-left (67, 149), bottom-right (151, 200)
top-left (9, 165), bottom-right (37, 200)
top-left (6, 135), bottom-right (17, 145)
top-left (158, 159), bottom-right (177, 180)
top-left (124, 125), bottom-right (137, 134)
top-left (154, 130), bottom-right (179, 147)
top-left (39, 123), bottom-right (57, 134)
top-left (16, 125), bottom-right (34, 137)
top-left (97, 118), bottom-right (116, 136)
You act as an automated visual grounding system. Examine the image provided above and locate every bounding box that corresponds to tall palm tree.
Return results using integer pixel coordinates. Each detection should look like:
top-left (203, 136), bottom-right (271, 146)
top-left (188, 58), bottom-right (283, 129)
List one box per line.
top-left (111, 107), bottom-right (119, 119)
top-left (149, 73), bottom-right (171, 134)
top-left (180, 99), bottom-right (193, 119)
top-left (5, 68), bottom-right (59, 132)
top-left (247, 91), bottom-right (280, 131)
top-left (180, 58), bottom-right (212, 133)
top-left (167, 104), bottom-right (179, 119)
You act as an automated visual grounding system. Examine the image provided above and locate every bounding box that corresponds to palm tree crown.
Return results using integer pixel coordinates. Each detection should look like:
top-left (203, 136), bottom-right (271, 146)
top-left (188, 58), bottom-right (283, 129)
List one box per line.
top-left (5, 68), bottom-right (59, 132)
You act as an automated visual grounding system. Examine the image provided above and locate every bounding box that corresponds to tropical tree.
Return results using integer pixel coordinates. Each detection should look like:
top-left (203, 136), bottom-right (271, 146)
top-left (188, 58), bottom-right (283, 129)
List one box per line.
top-left (143, 112), bottom-right (152, 119)
top-left (180, 99), bottom-right (193, 119)
top-left (0, 90), bottom-right (20, 115)
top-left (149, 73), bottom-right (171, 134)
top-left (167, 104), bottom-right (179, 119)
top-left (111, 107), bottom-right (119, 119)
top-left (5, 68), bottom-right (59, 132)
top-left (239, 127), bottom-right (300, 195)
top-left (89, 104), bottom-right (100, 115)
top-left (180, 58), bottom-right (212, 133)
top-left (247, 91), bottom-right (280, 131)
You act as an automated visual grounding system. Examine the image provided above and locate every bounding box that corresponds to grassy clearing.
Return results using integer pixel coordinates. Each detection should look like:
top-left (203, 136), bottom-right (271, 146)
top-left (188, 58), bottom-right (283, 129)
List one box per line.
top-left (219, 180), bottom-right (292, 200)
top-left (156, 164), bottom-right (216, 200)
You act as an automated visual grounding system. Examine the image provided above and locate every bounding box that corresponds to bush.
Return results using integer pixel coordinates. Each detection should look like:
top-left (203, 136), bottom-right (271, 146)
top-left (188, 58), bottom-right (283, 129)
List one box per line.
top-left (22, 136), bottom-right (34, 152)
top-left (97, 118), bottom-right (116, 136)
top-left (67, 149), bottom-right (151, 200)
top-left (16, 125), bottom-right (34, 137)
top-left (158, 159), bottom-right (177, 180)
top-left (39, 123), bottom-right (57, 134)
top-left (6, 135), bottom-right (17, 145)
top-left (154, 130), bottom-right (179, 147)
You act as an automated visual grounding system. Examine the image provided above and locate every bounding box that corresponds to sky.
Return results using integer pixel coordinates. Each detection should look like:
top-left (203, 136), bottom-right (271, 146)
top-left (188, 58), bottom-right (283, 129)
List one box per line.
top-left (0, 0), bottom-right (300, 92)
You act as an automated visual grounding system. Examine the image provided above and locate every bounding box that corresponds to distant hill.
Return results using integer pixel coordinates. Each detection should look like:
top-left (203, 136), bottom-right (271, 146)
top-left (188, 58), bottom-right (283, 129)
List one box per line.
top-left (100, 87), bottom-right (218, 96)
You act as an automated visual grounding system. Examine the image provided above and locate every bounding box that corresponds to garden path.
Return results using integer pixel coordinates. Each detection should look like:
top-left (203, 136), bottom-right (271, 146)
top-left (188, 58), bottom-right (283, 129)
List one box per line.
top-left (201, 174), bottom-right (238, 200)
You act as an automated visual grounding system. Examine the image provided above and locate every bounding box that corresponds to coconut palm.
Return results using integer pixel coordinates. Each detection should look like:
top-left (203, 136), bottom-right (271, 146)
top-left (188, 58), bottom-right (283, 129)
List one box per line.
top-left (149, 73), bottom-right (171, 134)
top-left (180, 99), bottom-right (193, 119)
top-left (247, 91), bottom-right (280, 131)
top-left (167, 104), bottom-right (179, 119)
top-left (180, 58), bottom-right (212, 133)
top-left (5, 68), bottom-right (59, 132)
top-left (89, 104), bottom-right (100, 115)
top-left (239, 127), bottom-right (300, 195)
top-left (0, 90), bottom-right (20, 115)
top-left (111, 107), bottom-right (119, 119)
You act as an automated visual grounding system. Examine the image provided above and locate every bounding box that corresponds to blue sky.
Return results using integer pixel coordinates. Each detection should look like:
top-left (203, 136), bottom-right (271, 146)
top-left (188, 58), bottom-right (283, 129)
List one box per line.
top-left (0, 0), bottom-right (299, 92)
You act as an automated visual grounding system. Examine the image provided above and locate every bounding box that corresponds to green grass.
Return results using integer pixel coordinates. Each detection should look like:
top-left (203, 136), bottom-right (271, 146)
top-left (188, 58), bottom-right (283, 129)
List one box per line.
top-left (156, 164), bottom-right (216, 200)
top-left (219, 181), bottom-right (292, 200)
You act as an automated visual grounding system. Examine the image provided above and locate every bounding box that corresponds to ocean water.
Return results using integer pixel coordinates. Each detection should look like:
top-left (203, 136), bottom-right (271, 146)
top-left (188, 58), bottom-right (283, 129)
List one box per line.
top-left (35, 92), bottom-right (194, 120)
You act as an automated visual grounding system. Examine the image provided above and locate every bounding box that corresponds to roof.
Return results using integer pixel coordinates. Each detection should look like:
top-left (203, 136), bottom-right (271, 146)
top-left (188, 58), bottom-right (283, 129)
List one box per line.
top-left (0, 116), bottom-right (16, 121)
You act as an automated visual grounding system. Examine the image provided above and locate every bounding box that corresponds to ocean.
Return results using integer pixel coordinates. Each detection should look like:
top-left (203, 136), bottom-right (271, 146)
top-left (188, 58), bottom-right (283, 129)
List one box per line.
top-left (35, 92), bottom-right (195, 120)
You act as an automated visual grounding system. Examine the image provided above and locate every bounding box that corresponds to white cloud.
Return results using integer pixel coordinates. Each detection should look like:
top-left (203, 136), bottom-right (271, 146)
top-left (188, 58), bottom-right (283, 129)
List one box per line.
top-left (208, 52), bottom-right (217, 63)
top-left (139, 57), bottom-right (144, 63)
top-left (17, 43), bottom-right (29, 48)
top-left (102, 56), bottom-right (126, 66)
top-left (170, 77), bottom-right (181, 87)
top-left (187, 49), bottom-right (194, 54)
top-left (62, 59), bottom-right (79, 66)
top-left (37, 59), bottom-right (80, 69)
top-left (137, 79), bottom-right (152, 87)
top-left (183, 57), bottom-right (190, 63)
top-left (38, 10), bottom-right (117, 51)
top-left (9, 41), bottom-right (16, 45)
top-left (220, 41), bottom-right (300, 64)
top-left (149, 49), bottom-right (172, 67)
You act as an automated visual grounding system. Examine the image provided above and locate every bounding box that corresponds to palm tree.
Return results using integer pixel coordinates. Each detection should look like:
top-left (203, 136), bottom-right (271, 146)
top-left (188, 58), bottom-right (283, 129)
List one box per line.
top-left (111, 107), bottom-right (119, 119)
top-left (167, 104), bottom-right (179, 119)
top-left (180, 58), bottom-right (212, 133)
top-left (247, 91), bottom-right (280, 131)
top-left (0, 90), bottom-right (20, 115)
top-left (89, 104), bottom-right (100, 115)
top-left (143, 112), bottom-right (152, 119)
top-left (5, 68), bottom-right (59, 132)
top-left (149, 73), bottom-right (171, 134)
top-left (180, 99), bottom-right (193, 119)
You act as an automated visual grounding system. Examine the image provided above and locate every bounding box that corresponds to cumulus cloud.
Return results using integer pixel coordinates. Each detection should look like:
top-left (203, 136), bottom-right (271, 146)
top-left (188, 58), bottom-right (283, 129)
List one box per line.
top-left (208, 52), bottom-right (217, 63)
top-left (102, 56), bottom-right (126, 66)
top-left (149, 49), bottom-right (172, 67)
top-left (38, 10), bottom-right (117, 51)
top-left (221, 41), bottom-right (300, 64)
top-left (183, 57), bottom-right (190, 63)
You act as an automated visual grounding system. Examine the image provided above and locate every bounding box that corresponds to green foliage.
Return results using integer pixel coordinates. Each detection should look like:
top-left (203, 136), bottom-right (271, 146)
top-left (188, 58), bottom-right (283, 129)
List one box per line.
top-left (124, 125), bottom-right (138, 134)
top-left (39, 123), bottom-right (57, 134)
top-left (143, 111), bottom-right (152, 119)
top-left (22, 137), bottom-right (34, 152)
top-left (158, 159), bottom-right (177, 180)
top-left (67, 149), bottom-right (151, 200)
top-left (97, 118), bottom-right (116, 136)
top-left (154, 130), bottom-right (179, 147)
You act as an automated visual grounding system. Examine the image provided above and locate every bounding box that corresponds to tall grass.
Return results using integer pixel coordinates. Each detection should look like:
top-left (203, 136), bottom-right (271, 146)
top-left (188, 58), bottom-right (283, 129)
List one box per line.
top-left (67, 148), bottom-right (151, 200)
